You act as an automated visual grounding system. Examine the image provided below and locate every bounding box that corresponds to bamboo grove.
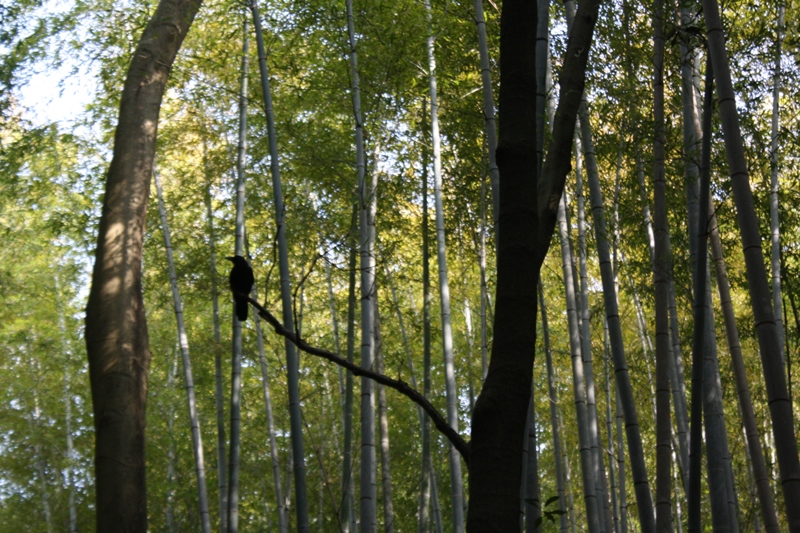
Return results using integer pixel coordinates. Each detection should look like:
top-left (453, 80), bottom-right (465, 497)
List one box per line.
top-left (4, 0), bottom-right (800, 529)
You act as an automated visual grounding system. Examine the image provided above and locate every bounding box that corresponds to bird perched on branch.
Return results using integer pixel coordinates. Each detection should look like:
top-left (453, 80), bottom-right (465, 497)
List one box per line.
top-left (226, 255), bottom-right (254, 321)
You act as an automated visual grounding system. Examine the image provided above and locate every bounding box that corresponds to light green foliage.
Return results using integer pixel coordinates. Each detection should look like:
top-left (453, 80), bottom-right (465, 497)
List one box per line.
top-left (6, 0), bottom-right (800, 529)
top-left (0, 117), bottom-right (96, 531)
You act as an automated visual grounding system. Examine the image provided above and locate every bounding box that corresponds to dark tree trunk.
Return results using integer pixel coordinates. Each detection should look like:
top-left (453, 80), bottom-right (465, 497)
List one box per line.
top-left (84, 0), bottom-right (202, 531)
top-left (652, 0), bottom-right (674, 528)
top-left (467, 0), bottom-right (600, 528)
top-left (702, 0), bottom-right (800, 527)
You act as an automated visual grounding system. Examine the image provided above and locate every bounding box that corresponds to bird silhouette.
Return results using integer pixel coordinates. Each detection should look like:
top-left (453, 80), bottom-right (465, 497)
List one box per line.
top-left (226, 255), bottom-right (254, 321)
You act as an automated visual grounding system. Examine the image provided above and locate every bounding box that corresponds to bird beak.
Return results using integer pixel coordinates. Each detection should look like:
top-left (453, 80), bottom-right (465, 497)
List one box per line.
top-left (226, 256), bottom-right (235, 262)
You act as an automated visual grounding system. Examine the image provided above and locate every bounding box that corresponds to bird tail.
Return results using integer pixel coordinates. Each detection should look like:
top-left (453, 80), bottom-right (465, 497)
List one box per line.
top-left (235, 297), bottom-right (248, 321)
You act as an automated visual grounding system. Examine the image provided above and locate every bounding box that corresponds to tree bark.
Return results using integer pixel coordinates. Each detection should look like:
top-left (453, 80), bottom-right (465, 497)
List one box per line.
top-left (254, 320), bottom-right (288, 533)
top-left (676, 2), bottom-right (701, 491)
top-left (424, 2), bottom-right (466, 527)
top-left (375, 302), bottom-right (395, 533)
top-left (467, 0), bottom-right (539, 525)
top-left (250, 0), bottom-right (310, 529)
top-left (539, 281), bottom-right (569, 533)
top-left (84, 0), bottom-right (202, 529)
top-left (206, 129), bottom-right (229, 533)
top-left (698, 56), bottom-right (779, 529)
top-left (558, 192), bottom-right (601, 533)
top-left (418, 99), bottom-right (434, 533)
top-left (576, 134), bottom-right (613, 533)
top-left (358, 147), bottom-right (378, 533)
top-left (702, 0), bottom-right (800, 527)
top-left (154, 167), bottom-right (211, 533)
top-left (603, 324), bottom-right (620, 533)
top-left (479, 168), bottom-right (490, 383)
top-left (473, 0), bottom-right (499, 224)
top-left (468, 0), bottom-right (601, 527)
top-left (418, 155), bottom-right (445, 533)
top-left (652, 0), bottom-right (674, 528)
top-left (227, 19), bottom-right (249, 527)
top-left (581, 102), bottom-right (654, 532)
top-left (341, 205), bottom-right (358, 533)
top-left (770, 3), bottom-right (786, 367)
top-left (524, 395), bottom-right (541, 532)
top-left (709, 206), bottom-right (779, 532)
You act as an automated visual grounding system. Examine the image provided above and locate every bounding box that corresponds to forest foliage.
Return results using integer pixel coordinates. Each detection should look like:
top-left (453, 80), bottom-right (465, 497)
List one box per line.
top-left (2, 0), bottom-right (800, 529)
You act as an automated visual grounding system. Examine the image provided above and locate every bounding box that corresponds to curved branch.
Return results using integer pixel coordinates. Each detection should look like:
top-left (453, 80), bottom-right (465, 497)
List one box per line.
top-left (245, 295), bottom-right (471, 465)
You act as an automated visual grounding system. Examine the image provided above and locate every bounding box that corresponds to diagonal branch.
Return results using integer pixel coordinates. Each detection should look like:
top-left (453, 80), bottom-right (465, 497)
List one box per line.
top-left (245, 295), bottom-right (471, 464)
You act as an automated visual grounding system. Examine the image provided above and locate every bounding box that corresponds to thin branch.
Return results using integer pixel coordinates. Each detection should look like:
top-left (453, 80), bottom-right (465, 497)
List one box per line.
top-left (245, 294), bottom-right (471, 464)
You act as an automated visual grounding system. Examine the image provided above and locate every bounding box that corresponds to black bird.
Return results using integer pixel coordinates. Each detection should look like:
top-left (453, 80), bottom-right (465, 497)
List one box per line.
top-left (226, 255), bottom-right (254, 321)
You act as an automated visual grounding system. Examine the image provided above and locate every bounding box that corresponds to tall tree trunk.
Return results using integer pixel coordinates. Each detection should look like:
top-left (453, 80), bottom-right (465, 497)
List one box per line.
top-left (702, 93), bottom-right (780, 532)
top-left (375, 300), bottom-right (395, 533)
top-left (386, 266), bottom-right (444, 533)
top-left (469, 0), bottom-right (601, 525)
top-left (604, 324), bottom-right (620, 533)
top-left (609, 153), bottom-right (627, 533)
top-left (358, 153), bottom-right (378, 533)
top-left (690, 62), bottom-right (734, 533)
top-left (679, 30), bottom-right (740, 533)
top-left (558, 191), bottom-right (602, 533)
top-left (547, 4), bottom-right (608, 528)
top-left (215, 35), bottom-right (248, 531)
top-left (154, 167), bottom-right (212, 533)
top-left (563, 421), bottom-right (579, 533)
top-left (710, 210), bottom-right (780, 531)
top-left (478, 168), bottom-right (490, 383)
top-left (464, 294), bottom-right (477, 414)
top-left (417, 100), bottom-right (433, 533)
top-left (686, 61), bottom-right (710, 533)
top-left (418, 157), bottom-right (444, 533)
top-left (424, 3), bottom-right (465, 528)
top-left (672, 451), bottom-right (684, 533)
top-left (254, 313), bottom-right (288, 533)
top-left (539, 281), bottom-right (569, 533)
top-left (207, 125), bottom-right (229, 533)
top-left (343, 0), bottom-right (377, 529)
top-left (341, 205), bottom-right (359, 533)
top-left (557, 3), bottom-right (654, 527)
top-left (652, 1), bottom-right (674, 529)
top-left (473, 0), bottom-right (499, 224)
top-left (577, 104), bottom-right (656, 533)
top-left (522, 0), bottom-right (549, 524)
top-left (637, 159), bottom-right (690, 442)
top-left (678, 3), bottom-right (702, 285)
top-left (770, 2), bottom-right (786, 367)
top-left (226, 226), bottom-right (244, 533)
top-left (576, 134), bottom-right (613, 533)
top-left (227, 19), bottom-right (249, 528)
top-left (676, 2), bottom-right (701, 493)
top-left (65, 378), bottom-right (78, 533)
top-left (581, 104), bottom-right (654, 531)
top-left (616, 382), bottom-right (628, 533)
top-left (83, 0), bottom-right (202, 529)
top-left (524, 395), bottom-right (541, 532)
top-left (635, 154), bottom-right (689, 487)
top-left (250, 1), bottom-right (310, 529)
top-left (55, 276), bottom-right (79, 533)
top-left (702, 0), bottom-right (800, 526)
top-left (321, 235), bottom-right (348, 530)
